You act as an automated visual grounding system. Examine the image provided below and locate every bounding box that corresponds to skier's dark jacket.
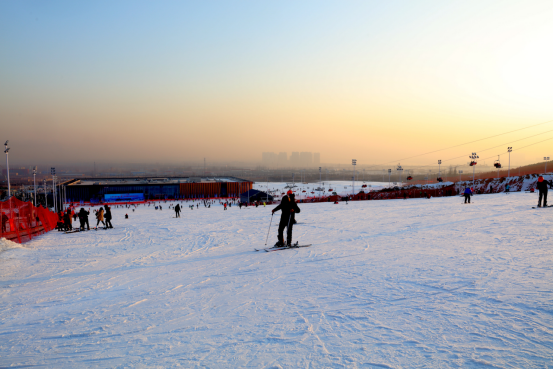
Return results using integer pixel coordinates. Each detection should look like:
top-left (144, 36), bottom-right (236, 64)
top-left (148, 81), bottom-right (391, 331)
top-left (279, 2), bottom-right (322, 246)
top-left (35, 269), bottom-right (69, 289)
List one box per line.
top-left (537, 180), bottom-right (549, 192)
top-left (272, 195), bottom-right (300, 219)
top-left (78, 208), bottom-right (89, 220)
top-left (104, 205), bottom-right (112, 220)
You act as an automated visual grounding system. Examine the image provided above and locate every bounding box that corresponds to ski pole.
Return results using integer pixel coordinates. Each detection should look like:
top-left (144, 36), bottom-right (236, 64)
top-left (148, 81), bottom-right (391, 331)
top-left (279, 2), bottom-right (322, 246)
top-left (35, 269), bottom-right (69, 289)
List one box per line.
top-left (264, 213), bottom-right (274, 245)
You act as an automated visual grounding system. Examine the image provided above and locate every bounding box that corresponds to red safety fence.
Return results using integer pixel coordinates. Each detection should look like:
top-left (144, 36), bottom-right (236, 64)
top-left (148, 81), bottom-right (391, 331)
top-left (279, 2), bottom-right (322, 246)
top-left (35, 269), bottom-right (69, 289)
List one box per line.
top-left (0, 197), bottom-right (59, 244)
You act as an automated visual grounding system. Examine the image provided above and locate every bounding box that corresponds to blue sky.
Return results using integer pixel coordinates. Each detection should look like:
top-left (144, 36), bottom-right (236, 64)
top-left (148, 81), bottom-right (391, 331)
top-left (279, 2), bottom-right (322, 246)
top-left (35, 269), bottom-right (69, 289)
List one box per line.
top-left (1, 1), bottom-right (552, 165)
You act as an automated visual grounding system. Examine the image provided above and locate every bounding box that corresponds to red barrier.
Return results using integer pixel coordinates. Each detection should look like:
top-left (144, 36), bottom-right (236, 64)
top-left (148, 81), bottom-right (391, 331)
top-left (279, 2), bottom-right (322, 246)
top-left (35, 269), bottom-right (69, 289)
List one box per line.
top-left (0, 198), bottom-right (58, 244)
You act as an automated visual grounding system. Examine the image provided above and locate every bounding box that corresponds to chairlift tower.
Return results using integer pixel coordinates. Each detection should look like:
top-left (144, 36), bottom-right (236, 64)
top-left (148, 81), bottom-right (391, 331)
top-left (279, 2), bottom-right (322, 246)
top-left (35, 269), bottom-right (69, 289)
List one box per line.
top-left (544, 157), bottom-right (550, 174)
top-left (319, 167), bottom-right (322, 184)
top-left (388, 169), bottom-right (391, 187)
top-left (4, 141), bottom-right (10, 199)
top-left (396, 164), bottom-right (403, 186)
top-left (507, 147), bottom-right (512, 177)
top-left (469, 152), bottom-right (479, 188)
top-left (438, 160), bottom-right (442, 179)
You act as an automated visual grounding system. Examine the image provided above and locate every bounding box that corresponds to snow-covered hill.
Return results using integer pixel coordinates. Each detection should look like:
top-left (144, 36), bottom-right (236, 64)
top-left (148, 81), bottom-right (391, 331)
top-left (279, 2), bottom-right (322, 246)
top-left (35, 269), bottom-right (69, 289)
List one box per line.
top-left (0, 190), bottom-right (551, 367)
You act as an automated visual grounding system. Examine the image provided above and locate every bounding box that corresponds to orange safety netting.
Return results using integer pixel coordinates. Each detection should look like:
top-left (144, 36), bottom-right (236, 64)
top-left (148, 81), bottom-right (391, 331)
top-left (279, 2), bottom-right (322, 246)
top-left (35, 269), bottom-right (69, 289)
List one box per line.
top-left (0, 197), bottom-right (58, 244)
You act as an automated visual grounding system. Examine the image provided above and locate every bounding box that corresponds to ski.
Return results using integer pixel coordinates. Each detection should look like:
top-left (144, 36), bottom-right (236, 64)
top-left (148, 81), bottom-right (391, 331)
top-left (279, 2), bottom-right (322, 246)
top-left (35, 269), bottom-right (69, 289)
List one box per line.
top-left (255, 244), bottom-right (312, 252)
top-left (532, 205), bottom-right (553, 209)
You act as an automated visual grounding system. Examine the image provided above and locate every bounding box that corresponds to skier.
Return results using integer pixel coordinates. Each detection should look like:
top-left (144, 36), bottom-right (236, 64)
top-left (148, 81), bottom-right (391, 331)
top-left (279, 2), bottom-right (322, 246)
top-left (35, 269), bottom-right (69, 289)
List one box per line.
top-left (271, 190), bottom-right (301, 247)
top-left (463, 186), bottom-right (472, 204)
top-left (78, 208), bottom-right (90, 231)
top-left (537, 176), bottom-right (548, 207)
top-left (96, 208), bottom-right (105, 228)
top-left (505, 184), bottom-right (510, 193)
top-left (223, 203), bottom-right (227, 211)
top-left (104, 205), bottom-right (113, 229)
top-left (175, 204), bottom-right (181, 217)
top-left (63, 209), bottom-right (72, 231)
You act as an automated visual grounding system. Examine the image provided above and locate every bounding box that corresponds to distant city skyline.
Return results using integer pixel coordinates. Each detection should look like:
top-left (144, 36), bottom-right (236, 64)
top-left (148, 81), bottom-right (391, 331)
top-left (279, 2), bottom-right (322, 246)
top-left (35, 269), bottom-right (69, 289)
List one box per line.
top-left (262, 152), bottom-right (321, 167)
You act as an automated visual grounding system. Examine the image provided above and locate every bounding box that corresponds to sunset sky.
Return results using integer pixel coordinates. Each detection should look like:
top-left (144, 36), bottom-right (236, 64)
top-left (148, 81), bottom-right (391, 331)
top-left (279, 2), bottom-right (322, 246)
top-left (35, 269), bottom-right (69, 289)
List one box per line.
top-left (1, 0), bottom-right (552, 168)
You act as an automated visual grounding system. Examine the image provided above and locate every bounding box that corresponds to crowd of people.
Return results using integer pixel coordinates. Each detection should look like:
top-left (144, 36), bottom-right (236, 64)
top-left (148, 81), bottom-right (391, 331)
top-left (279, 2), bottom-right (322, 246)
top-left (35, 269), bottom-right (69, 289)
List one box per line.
top-left (55, 177), bottom-right (551, 238)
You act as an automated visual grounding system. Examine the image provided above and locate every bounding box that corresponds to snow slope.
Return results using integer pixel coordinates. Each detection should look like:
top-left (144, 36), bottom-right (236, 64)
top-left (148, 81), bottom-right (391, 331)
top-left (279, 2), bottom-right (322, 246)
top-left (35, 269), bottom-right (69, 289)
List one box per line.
top-left (253, 181), bottom-right (385, 200)
top-left (0, 191), bottom-right (552, 368)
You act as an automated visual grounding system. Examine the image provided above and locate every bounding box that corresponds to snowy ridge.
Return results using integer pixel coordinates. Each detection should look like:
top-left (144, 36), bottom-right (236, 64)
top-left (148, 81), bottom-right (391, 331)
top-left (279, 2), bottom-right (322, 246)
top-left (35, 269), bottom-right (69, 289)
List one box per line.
top-left (0, 237), bottom-right (23, 254)
top-left (0, 191), bottom-right (551, 367)
top-left (455, 173), bottom-right (553, 192)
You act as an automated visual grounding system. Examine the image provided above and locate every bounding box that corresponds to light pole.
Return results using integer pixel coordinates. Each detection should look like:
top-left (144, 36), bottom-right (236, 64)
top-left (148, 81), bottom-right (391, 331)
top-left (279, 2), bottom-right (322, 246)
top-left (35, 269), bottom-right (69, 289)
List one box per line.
top-left (388, 169), bottom-right (391, 187)
top-left (352, 159), bottom-right (357, 196)
top-left (507, 147), bottom-right (512, 177)
top-left (459, 170), bottom-right (463, 183)
top-left (438, 160), bottom-right (442, 180)
top-left (319, 167), bottom-right (322, 184)
top-left (33, 166), bottom-right (37, 206)
top-left (397, 164), bottom-right (403, 186)
top-left (43, 179), bottom-right (47, 208)
top-left (544, 157), bottom-right (551, 174)
top-left (51, 168), bottom-right (56, 213)
top-left (469, 152), bottom-right (479, 188)
top-left (4, 141), bottom-right (10, 199)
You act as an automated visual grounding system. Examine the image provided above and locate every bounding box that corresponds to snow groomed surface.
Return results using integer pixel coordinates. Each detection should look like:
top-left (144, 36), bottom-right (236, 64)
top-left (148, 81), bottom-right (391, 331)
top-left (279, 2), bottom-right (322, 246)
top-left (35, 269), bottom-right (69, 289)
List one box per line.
top-left (0, 190), bottom-right (552, 367)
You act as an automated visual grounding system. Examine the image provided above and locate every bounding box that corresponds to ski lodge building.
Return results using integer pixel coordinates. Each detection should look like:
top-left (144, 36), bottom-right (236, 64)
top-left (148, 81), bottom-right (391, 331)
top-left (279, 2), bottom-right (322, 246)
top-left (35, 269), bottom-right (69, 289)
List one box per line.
top-left (63, 176), bottom-right (253, 203)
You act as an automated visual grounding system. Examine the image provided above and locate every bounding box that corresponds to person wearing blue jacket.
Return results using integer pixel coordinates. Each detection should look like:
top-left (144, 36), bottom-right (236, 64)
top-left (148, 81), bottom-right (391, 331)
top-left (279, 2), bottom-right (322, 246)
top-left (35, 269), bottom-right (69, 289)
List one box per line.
top-left (464, 187), bottom-right (472, 204)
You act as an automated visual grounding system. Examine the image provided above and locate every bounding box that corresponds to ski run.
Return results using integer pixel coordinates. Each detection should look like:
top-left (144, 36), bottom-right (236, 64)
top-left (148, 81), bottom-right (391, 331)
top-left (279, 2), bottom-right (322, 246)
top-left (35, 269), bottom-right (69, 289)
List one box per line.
top-left (0, 187), bottom-right (552, 368)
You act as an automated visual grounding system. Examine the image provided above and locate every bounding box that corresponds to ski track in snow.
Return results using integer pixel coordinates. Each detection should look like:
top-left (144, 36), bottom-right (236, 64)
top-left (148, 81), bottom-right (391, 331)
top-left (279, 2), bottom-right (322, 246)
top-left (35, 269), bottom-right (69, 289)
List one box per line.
top-left (0, 189), bottom-right (552, 368)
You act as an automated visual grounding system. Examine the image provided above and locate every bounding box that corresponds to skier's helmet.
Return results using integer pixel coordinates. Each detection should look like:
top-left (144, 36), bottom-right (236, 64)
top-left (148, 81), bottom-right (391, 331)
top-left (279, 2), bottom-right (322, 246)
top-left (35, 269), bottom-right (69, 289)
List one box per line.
top-left (287, 190), bottom-right (293, 195)
top-left (538, 176), bottom-right (544, 182)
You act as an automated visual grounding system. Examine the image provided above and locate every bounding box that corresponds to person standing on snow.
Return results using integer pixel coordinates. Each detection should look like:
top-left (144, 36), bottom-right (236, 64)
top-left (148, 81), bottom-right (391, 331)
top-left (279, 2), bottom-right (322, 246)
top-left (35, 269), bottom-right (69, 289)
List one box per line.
top-left (464, 186), bottom-right (472, 204)
top-left (78, 208), bottom-right (90, 230)
top-left (96, 208), bottom-right (105, 228)
top-left (175, 204), bottom-right (181, 217)
top-left (537, 176), bottom-right (549, 207)
top-left (271, 190), bottom-right (301, 247)
top-left (104, 205), bottom-right (113, 229)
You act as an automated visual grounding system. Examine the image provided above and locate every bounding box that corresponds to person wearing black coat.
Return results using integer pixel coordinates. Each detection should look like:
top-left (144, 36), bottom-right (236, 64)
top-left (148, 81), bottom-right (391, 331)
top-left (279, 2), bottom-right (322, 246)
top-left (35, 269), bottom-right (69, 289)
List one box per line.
top-left (63, 209), bottom-right (72, 231)
top-left (175, 204), bottom-right (181, 218)
top-left (78, 208), bottom-right (90, 230)
top-left (272, 192), bottom-right (301, 247)
top-left (537, 176), bottom-right (549, 207)
top-left (104, 205), bottom-right (113, 228)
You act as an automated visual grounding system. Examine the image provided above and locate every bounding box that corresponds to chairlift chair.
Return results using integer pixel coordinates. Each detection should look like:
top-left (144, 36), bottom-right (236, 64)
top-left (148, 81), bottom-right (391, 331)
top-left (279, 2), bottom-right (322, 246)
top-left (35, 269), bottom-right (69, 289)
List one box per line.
top-left (469, 161), bottom-right (477, 166)
top-left (407, 176), bottom-right (413, 181)
top-left (494, 160), bottom-right (502, 169)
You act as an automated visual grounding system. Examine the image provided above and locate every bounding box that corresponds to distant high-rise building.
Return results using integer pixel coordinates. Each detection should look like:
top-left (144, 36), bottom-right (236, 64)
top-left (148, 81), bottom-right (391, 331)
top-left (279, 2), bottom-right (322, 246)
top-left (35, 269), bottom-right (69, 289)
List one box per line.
top-left (277, 152), bottom-right (288, 166)
top-left (314, 153), bottom-right (320, 165)
top-left (290, 152), bottom-right (300, 166)
top-left (300, 152), bottom-right (313, 166)
top-left (262, 152), bottom-right (277, 166)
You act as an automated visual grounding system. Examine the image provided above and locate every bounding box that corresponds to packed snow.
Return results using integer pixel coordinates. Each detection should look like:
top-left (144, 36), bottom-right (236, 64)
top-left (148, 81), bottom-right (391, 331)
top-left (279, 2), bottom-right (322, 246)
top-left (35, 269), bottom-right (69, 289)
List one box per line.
top-left (0, 189), bottom-right (552, 367)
